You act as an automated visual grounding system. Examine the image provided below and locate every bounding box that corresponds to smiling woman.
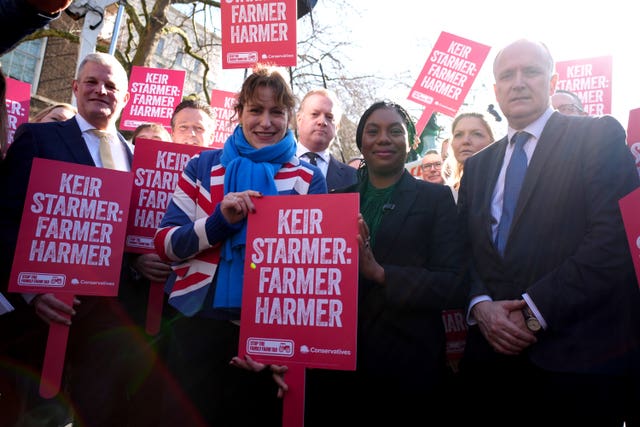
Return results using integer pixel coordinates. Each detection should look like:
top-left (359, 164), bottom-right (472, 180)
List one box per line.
top-left (152, 64), bottom-right (327, 427)
top-left (304, 100), bottom-right (465, 426)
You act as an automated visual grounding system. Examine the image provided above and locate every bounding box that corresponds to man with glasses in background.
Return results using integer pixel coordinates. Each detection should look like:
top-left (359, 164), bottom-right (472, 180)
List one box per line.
top-left (551, 89), bottom-right (588, 116)
top-left (421, 149), bottom-right (445, 184)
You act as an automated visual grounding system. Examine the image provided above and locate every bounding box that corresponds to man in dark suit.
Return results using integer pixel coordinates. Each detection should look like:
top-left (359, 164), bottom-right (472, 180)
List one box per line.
top-left (295, 88), bottom-right (357, 191)
top-left (457, 39), bottom-right (640, 426)
top-left (0, 52), bottom-right (162, 427)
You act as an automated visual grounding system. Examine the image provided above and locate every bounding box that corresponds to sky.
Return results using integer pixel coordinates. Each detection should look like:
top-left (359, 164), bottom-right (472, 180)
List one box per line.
top-left (217, 0), bottom-right (639, 135)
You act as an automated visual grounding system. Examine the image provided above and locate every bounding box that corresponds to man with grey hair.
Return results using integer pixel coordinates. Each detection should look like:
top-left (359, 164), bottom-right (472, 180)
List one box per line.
top-left (457, 39), bottom-right (640, 426)
top-left (0, 52), bottom-right (168, 427)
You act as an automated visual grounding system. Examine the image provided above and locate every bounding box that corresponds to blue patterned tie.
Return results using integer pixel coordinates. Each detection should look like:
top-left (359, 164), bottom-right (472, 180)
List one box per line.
top-left (496, 131), bottom-right (529, 255)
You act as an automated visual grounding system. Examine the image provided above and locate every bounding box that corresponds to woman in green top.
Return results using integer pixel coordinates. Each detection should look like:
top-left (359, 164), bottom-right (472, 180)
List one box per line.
top-left (305, 100), bottom-right (466, 426)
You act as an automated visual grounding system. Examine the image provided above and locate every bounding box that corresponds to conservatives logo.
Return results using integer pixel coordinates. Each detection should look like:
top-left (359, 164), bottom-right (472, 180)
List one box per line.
top-left (298, 345), bottom-right (352, 356)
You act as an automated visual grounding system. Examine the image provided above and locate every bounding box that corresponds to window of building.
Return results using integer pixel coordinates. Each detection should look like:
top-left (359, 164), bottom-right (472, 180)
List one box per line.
top-left (155, 38), bottom-right (165, 56)
top-left (0, 39), bottom-right (46, 91)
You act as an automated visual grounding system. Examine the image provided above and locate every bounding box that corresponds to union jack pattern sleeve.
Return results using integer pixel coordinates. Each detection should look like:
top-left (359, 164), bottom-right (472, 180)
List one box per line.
top-left (153, 149), bottom-right (327, 316)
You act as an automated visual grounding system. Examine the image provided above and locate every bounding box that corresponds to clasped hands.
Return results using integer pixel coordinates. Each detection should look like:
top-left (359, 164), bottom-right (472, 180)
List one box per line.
top-left (472, 299), bottom-right (538, 355)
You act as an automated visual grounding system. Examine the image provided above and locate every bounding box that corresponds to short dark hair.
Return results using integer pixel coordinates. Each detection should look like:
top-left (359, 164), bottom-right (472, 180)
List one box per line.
top-left (171, 99), bottom-right (215, 130)
top-left (356, 100), bottom-right (416, 151)
top-left (554, 89), bottom-right (584, 110)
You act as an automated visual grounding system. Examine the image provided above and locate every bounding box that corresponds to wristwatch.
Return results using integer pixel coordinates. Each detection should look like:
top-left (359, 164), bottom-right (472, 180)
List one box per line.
top-left (522, 305), bottom-right (541, 332)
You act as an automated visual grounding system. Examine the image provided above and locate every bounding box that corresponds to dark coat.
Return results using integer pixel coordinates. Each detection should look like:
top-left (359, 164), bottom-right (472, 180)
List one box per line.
top-left (458, 112), bottom-right (640, 373)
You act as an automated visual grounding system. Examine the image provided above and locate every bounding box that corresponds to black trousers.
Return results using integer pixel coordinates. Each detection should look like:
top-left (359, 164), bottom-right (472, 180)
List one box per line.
top-left (459, 326), bottom-right (632, 427)
top-left (159, 315), bottom-right (283, 427)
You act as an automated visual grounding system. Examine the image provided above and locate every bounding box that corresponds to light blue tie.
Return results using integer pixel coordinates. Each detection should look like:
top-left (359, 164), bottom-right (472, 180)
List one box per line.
top-left (496, 131), bottom-right (529, 255)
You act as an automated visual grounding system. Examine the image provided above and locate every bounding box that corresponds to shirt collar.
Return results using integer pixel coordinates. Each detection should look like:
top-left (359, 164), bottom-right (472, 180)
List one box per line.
top-left (507, 106), bottom-right (554, 143)
top-left (76, 114), bottom-right (118, 136)
top-left (296, 144), bottom-right (329, 163)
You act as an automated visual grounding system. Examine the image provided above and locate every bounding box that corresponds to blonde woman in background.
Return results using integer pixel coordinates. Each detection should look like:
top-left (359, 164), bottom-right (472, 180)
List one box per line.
top-left (131, 122), bottom-right (172, 143)
top-left (444, 112), bottom-right (494, 201)
top-left (31, 102), bottom-right (76, 123)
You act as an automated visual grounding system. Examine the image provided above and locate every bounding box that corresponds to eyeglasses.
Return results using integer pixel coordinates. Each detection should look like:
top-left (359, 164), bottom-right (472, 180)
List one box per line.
top-left (421, 162), bottom-right (442, 170)
top-left (556, 104), bottom-right (583, 114)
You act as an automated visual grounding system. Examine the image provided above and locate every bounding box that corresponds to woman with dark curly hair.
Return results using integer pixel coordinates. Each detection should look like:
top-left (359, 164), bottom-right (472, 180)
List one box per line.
top-left (305, 100), bottom-right (466, 426)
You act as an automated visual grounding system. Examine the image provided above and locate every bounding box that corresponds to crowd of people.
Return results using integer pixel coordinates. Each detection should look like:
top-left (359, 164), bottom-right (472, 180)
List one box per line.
top-left (0, 35), bottom-right (639, 427)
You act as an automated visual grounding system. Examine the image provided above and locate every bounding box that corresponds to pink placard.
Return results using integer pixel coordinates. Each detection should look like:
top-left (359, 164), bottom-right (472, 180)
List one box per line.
top-left (8, 158), bottom-right (133, 296)
top-left (210, 89), bottom-right (237, 149)
top-left (555, 56), bottom-right (612, 116)
top-left (405, 158), bottom-right (422, 179)
top-left (5, 77), bottom-right (31, 146)
top-left (408, 32), bottom-right (490, 117)
top-left (125, 138), bottom-right (203, 253)
top-left (221, 0), bottom-right (297, 69)
top-left (619, 188), bottom-right (640, 288)
top-left (415, 108), bottom-right (434, 136)
top-left (627, 108), bottom-right (640, 175)
top-left (441, 309), bottom-right (468, 366)
top-left (239, 193), bottom-right (359, 371)
top-left (120, 66), bottom-right (185, 132)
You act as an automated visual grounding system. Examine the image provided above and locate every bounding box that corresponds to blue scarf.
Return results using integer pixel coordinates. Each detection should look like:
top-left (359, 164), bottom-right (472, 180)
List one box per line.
top-left (214, 125), bottom-right (297, 308)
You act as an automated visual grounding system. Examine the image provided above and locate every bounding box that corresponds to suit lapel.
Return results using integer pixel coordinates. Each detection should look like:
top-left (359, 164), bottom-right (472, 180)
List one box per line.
top-left (56, 118), bottom-right (133, 168)
top-left (486, 137), bottom-right (508, 207)
top-left (56, 118), bottom-right (95, 166)
top-left (482, 138), bottom-right (508, 244)
top-left (512, 113), bottom-right (564, 227)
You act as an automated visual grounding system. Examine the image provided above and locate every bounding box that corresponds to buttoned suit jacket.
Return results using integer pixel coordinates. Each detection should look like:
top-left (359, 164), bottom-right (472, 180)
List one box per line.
top-left (343, 170), bottom-right (464, 387)
top-left (305, 170), bottom-right (465, 426)
top-left (458, 112), bottom-right (640, 374)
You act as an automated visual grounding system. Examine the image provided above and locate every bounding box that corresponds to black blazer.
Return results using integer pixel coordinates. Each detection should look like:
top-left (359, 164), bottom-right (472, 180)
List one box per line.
top-left (458, 112), bottom-right (640, 373)
top-left (326, 154), bottom-right (357, 192)
top-left (341, 170), bottom-right (464, 389)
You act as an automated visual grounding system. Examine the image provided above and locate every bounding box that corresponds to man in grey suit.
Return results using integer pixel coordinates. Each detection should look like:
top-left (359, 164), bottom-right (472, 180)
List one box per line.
top-left (295, 88), bottom-right (357, 192)
top-left (458, 39), bottom-right (640, 426)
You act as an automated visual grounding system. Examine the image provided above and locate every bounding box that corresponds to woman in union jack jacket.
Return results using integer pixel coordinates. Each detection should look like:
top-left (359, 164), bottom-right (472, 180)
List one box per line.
top-left (153, 64), bottom-right (327, 427)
